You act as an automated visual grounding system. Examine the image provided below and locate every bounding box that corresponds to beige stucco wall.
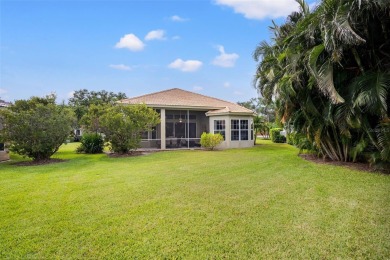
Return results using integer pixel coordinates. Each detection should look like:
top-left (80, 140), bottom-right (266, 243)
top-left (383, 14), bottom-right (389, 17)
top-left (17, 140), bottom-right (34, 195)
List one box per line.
top-left (208, 115), bottom-right (254, 149)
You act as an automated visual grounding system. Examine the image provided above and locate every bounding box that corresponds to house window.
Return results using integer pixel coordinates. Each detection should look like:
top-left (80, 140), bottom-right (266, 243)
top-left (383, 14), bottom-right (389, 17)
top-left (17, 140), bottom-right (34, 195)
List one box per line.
top-left (251, 121), bottom-right (254, 141)
top-left (214, 120), bottom-right (225, 139)
top-left (231, 119), bottom-right (249, 141)
top-left (231, 120), bottom-right (240, 141)
top-left (0, 143), bottom-right (4, 151)
top-left (240, 120), bottom-right (249, 140)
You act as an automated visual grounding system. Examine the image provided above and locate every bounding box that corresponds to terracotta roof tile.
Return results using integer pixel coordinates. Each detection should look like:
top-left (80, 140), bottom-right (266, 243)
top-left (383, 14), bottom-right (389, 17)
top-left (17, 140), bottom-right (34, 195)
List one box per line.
top-left (119, 88), bottom-right (255, 115)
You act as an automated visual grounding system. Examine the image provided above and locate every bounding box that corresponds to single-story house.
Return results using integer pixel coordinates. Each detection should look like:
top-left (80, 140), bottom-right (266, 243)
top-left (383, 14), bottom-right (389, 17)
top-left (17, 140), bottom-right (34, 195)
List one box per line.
top-left (119, 88), bottom-right (256, 150)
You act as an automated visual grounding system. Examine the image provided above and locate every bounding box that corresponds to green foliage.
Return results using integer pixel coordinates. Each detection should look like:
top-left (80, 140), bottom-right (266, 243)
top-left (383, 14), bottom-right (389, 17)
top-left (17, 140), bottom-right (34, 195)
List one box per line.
top-left (100, 104), bottom-right (160, 153)
top-left (76, 133), bottom-right (104, 154)
top-left (253, 0), bottom-right (390, 164)
top-left (80, 104), bottom-right (110, 133)
top-left (237, 97), bottom-right (276, 122)
top-left (68, 89), bottom-right (127, 123)
top-left (270, 128), bottom-right (286, 143)
top-left (254, 115), bottom-right (271, 139)
top-left (286, 132), bottom-right (314, 153)
top-left (286, 132), bottom-right (305, 146)
top-left (0, 95), bottom-right (74, 161)
top-left (286, 132), bottom-right (295, 145)
top-left (200, 132), bottom-right (224, 150)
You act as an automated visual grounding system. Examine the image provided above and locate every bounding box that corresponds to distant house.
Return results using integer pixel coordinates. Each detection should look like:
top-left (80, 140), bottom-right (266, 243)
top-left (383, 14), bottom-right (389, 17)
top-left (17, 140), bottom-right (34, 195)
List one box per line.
top-left (119, 88), bottom-right (256, 150)
top-left (0, 100), bottom-right (11, 161)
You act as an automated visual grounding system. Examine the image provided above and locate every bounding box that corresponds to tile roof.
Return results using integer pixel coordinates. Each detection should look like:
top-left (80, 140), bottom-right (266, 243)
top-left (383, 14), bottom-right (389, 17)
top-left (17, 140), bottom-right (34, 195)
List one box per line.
top-left (119, 88), bottom-right (255, 115)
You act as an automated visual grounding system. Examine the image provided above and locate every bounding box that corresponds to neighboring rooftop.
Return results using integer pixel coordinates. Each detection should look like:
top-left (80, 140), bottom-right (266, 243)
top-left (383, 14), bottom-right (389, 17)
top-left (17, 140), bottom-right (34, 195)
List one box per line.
top-left (119, 88), bottom-right (255, 115)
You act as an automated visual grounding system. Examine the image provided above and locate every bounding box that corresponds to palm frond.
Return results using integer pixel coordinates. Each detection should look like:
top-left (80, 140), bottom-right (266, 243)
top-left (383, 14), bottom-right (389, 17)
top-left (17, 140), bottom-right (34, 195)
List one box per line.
top-left (307, 44), bottom-right (325, 78)
top-left (353, 71), bottom-right (390, 116)
top-left (318, 60), bottom-right (345, 104)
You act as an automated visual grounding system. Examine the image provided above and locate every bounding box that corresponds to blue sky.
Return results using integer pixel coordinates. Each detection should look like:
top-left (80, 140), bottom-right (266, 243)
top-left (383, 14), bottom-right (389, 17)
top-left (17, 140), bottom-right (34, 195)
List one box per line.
top-left (1, 0), bottom-right (313, 103)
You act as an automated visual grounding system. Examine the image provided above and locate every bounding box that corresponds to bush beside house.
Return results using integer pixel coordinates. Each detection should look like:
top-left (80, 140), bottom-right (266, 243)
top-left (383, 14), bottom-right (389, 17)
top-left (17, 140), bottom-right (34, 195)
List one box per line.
top-left (200, 132), bottom-right (224, 150)
top-left (100, 104), bottom-right (160, 154)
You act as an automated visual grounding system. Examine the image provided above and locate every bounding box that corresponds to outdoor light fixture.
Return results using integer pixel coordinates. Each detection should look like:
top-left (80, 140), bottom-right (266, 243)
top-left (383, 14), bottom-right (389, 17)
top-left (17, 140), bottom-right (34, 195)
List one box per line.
top-left (179, 111), bottom-right (183, 123)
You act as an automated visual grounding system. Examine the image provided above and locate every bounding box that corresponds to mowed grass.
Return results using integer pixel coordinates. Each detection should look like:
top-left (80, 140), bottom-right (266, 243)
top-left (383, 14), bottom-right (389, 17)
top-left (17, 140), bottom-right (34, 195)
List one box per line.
top-left (0, 140), bottom-right (389, 259)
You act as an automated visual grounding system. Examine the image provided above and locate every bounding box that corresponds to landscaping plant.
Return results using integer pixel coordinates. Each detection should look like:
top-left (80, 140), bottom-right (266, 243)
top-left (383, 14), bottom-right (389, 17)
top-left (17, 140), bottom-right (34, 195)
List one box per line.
top-left (76, 133), bottom-right (104, 154)
top-left (200, 132), bottom-right (224, 150)
top-left (0, 95), bottom-right (74, 162)
top-left (270, 128), bottom-right (286, 143)
top-left (253, 0), bottom-right (390, 168)
top-left (100, 104), bottom-right (160, 153)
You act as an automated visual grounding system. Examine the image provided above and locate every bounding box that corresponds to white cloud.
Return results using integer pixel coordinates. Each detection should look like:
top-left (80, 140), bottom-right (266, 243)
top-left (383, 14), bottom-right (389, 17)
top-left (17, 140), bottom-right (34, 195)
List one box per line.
top-left (215, 0), bottom-right (300, 20)
top-left (170, 15), bottom-right (188, 22)
top-left (193, 86), bottom-right (203, 91)
top-left (168, 59), bottom-right (203, 72)
top-left (115, 34), bottom-right (145, 51)
top-left (172, 35), bottom-right (181, 40)
top-left (109, 64), bottom-right (132, 71)
top-left (145, 30), bottom-right (166, 41)
top-left (0, 88), bottom-right (7, 95)
top-left (212, 45), bottom-right (239, 68)
top-left (223, 82), bottom-right (231, 88)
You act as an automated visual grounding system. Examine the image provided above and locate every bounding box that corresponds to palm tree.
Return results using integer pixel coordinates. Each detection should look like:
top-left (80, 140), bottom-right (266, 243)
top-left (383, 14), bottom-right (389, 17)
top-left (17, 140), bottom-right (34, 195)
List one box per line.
top-left (253, 0), bottom-right (390, 168)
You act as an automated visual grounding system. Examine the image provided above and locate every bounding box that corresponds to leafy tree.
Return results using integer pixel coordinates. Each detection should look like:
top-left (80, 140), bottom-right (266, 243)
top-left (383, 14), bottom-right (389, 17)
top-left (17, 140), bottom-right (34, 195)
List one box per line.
top-left (253, 0), bottom-right (390, 168)
top-left (80, 104), bottom-right (110, 133)
top-left (68, 89), bottom-right (127, 122)
top-left (0, 95), bottom-right (75, 162)
top-left (253, 115), bottom-right (271, 140)
top-left (238, 97), bottom-right (276, 123)
top-left (100, 104), bottom-right (160, 153)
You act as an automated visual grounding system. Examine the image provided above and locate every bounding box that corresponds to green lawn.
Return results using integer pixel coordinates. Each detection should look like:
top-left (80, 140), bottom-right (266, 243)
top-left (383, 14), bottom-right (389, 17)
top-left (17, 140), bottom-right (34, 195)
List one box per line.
top-left (1, 140), bottom-right (389, 259)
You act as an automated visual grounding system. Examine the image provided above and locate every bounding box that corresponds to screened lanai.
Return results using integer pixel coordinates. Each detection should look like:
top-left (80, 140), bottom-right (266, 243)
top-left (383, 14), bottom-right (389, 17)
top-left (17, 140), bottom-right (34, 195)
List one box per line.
top-left (141, 109), bottom-right (209, 149)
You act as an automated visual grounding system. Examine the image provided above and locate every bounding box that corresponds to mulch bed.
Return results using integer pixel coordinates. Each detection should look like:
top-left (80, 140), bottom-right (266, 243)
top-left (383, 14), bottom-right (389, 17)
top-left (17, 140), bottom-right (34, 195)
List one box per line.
top-left (299, 154), bottom-right (388, 173)
top-left (13, 158), bottom-right (67, 167)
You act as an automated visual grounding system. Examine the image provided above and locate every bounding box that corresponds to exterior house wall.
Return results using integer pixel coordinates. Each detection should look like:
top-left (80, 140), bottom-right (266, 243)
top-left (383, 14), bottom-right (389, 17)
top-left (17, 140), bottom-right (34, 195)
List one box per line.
top-left (209, 115), bottom-right (254, 149)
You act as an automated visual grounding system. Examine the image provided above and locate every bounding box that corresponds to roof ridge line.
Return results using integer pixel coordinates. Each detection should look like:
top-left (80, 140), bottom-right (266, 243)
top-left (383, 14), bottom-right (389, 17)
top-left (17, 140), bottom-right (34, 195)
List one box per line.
top-left (120, 88), bottom-right (180, 102)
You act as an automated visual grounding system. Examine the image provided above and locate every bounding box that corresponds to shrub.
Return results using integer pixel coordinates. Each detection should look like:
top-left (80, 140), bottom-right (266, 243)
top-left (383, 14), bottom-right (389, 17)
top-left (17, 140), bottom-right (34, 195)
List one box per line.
top-left (200, 132), bottom-right (224, 150)
top-left (286, 132), bottom-right (296, 145)
top-left (100, 104), bottom-right (160, 154)
top-left (270, 128), bottom-right (286, 143)
top-left (76, 133), bottom-right (104, 154)
top-left (0, 95), bottom-right (74, 162)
